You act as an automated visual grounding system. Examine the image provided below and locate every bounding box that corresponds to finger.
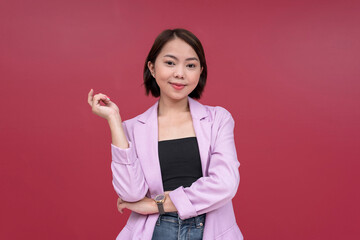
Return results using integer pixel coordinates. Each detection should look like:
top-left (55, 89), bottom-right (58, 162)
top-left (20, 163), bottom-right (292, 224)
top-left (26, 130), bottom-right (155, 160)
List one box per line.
top-left (87, 89), bottom-right (94, 107)
top-left (92, 93), bottom-right (108, 107)
top-left (117, 206), bottom-right (123, 214)
top-left (93, 93), bottom-right (110, 106)
top-left (117, 198), bottom-right (124, 213)
top-left (103, 95), bottom-right (111, 104)
top-left (93, 93), bottom-right (110, 104)
top-left (117, 204), bottom-right (122, 213)
top-left (100, 97), bottom-right (111, 104)
top-left (104, 94), bottom-right (111, 101)
top-left (118, 204), bottom-right (124, 214)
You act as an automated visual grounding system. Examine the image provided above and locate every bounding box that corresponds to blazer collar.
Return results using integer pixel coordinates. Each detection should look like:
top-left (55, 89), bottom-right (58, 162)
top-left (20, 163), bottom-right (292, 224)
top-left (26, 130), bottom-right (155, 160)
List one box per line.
top-left (137, 96), bottom-right (208, 124)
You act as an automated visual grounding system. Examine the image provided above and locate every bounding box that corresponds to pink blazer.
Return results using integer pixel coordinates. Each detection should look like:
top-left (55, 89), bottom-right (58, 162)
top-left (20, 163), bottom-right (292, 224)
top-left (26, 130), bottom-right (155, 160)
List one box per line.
top-left (111, 96), bottom-right (243, 240)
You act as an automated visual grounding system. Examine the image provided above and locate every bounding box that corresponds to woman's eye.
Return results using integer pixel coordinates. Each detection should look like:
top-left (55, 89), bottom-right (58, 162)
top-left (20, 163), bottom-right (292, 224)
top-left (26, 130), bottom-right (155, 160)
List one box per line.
top-left (187, 64), bottom-right (196, 68)
top-left (165, 61), bottom-right (175, 66)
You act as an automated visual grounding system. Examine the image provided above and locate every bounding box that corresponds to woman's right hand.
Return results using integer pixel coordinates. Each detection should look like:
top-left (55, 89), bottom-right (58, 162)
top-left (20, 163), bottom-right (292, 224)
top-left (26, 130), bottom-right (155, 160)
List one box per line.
top-left (87, 89), bottom-right (120, 121)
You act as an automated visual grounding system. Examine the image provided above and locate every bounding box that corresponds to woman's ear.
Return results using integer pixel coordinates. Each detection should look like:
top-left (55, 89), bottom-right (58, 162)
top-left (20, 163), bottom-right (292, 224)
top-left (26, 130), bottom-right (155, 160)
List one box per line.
top-left (200, 66), bottom-right (203, 74)
top-left (147, 61), bottom-right (155, 77)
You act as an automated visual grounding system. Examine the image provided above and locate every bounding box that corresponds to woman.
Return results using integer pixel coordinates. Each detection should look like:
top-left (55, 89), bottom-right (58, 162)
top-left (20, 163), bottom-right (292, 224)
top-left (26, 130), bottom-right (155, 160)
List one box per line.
top-left (87, 29), bottom-right (243, 240)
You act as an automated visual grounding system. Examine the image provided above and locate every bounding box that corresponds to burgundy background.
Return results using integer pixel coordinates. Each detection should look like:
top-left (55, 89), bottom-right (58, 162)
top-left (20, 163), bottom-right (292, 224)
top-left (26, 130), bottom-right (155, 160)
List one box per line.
top-left (1, 0), bottom-right (359, 239)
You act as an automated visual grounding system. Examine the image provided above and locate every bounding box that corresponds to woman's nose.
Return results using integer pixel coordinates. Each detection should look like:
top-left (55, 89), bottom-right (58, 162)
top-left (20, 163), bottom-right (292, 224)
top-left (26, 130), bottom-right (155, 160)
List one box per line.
top-left (174, 66), bottom-right (184, 79)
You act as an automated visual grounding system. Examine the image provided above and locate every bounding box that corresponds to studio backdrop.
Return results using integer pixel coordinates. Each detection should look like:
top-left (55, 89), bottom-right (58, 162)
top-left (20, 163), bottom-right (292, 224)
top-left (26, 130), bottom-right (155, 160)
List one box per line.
top-left (1, 0), bottom-right (359, 239)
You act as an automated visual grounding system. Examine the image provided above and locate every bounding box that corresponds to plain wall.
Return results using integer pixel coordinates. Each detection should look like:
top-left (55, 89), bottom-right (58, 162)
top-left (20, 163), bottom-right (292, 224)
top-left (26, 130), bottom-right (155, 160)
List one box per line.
top-left (1, 0), bottom-right (359, 239)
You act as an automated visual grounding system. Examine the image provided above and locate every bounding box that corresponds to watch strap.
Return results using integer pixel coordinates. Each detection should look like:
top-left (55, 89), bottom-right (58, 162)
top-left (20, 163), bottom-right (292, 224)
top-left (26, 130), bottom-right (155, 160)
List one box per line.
top-left (156, 202), bottom-right (165, 215)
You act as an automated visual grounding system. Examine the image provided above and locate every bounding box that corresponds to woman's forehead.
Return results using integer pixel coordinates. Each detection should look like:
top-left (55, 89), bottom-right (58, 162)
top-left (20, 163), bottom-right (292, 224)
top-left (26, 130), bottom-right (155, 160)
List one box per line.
top-left (159, 38), bottom-right (198, 59)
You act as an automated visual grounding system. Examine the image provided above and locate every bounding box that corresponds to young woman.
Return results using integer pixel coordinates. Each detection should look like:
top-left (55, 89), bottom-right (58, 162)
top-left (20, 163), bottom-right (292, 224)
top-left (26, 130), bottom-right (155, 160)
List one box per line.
top-left (87, 29), bottom-right (243, 240)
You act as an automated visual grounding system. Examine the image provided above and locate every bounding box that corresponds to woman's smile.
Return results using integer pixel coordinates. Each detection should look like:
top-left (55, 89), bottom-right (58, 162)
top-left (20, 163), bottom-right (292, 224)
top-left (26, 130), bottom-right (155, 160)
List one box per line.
top-left (169, 82), bottom-right (186, 90)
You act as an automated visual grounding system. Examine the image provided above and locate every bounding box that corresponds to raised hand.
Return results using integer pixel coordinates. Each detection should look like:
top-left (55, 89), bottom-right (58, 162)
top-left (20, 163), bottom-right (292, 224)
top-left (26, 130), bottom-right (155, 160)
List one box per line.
top-left (87, 89), bottom-right (120, 121)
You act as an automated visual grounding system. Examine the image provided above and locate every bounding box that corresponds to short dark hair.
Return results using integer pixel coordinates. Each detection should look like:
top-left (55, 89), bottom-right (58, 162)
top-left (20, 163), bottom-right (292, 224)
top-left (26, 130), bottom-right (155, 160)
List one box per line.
top-left (143, 28), bottom-right (207, 99)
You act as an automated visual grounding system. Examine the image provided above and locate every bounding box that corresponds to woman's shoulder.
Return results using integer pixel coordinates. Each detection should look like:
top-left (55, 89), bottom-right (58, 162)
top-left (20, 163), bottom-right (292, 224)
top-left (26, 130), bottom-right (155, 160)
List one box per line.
top-left (200, 102), bottom-right (234, 123)
top-left (121, 100), bottom-right (158, 126)
top-left (204, 104), bottom-right (232, 116)
top-left (121, 112), bottom-right (146, 128)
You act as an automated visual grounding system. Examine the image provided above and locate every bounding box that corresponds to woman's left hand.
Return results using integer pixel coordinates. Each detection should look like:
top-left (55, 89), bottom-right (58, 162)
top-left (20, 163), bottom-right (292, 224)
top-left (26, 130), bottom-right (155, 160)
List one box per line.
top-left (117, 197), bottom-right (157, 215)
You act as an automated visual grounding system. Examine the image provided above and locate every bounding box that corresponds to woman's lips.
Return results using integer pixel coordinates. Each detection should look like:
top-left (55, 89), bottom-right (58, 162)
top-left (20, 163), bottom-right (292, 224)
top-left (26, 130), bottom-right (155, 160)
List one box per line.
top-left (170, 83), bottom-right (185, 90)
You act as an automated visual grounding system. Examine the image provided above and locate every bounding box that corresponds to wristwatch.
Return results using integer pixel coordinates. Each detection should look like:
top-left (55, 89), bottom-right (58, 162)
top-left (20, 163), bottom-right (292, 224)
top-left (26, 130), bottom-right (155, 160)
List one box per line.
top-left (154, 194), bottom-right (166, 215)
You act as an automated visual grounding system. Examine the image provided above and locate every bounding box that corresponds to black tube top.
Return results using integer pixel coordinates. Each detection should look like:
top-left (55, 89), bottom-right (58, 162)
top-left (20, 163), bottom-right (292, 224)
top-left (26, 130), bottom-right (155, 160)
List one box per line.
top-left (158, 137), bottom-right (203, 191)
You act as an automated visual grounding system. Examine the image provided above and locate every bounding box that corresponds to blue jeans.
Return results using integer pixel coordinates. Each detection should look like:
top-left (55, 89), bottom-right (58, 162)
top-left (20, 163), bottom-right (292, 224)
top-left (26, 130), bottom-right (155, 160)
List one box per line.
top-left (151, 211), bottom-right (206, 240)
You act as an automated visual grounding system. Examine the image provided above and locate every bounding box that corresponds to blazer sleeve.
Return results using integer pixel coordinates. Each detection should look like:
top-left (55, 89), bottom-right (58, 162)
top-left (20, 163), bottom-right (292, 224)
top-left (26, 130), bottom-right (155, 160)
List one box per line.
top-left (169, 108), bottom-right (240, 219)
top-left (110, 121), bottom-right (149, 202)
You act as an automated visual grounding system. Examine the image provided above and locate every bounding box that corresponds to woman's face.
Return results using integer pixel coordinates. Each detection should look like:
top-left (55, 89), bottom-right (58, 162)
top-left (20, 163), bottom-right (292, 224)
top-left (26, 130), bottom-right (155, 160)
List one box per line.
top-left (148, 38), bottom-right (203, 102)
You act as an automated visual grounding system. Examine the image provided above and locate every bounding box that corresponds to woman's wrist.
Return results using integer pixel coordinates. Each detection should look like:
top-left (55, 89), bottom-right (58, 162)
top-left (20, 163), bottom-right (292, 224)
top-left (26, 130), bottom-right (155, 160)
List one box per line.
top-left (150, 198), bottom-right (159, 214)
top-left (164, 191), bottom-right (177, 213)
top-left (107, 113), bottom-right (122, 126)
top-left (107, 114), bottom-right (129, 149)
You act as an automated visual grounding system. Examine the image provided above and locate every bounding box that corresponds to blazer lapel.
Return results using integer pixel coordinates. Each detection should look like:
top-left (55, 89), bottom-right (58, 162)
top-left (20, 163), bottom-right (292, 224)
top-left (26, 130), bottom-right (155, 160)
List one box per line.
top-left (133, 97), bottom-right (212, 198)
top-left (188, 97), bottom-right (212, 177)
top-left (133, 100), bottom-right (164, 198)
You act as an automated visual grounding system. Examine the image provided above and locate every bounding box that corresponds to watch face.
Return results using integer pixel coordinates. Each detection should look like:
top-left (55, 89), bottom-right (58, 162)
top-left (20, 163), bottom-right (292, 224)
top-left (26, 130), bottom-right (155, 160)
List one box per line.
top-left (155, 194), bottom-right (165, 201)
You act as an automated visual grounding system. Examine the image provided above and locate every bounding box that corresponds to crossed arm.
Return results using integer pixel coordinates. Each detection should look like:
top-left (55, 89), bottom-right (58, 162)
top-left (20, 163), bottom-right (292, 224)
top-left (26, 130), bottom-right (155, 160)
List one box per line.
top-left (116, 191), bottom-right (177, 215)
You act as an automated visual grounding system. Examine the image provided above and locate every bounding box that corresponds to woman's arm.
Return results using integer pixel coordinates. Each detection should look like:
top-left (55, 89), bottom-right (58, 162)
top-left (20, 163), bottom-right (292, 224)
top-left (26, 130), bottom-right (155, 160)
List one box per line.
top-left (108, 113), bottom-right (129, 149)
top-left (87, 89), bottom-right (149, 202)
top-left (110, 120), bottom-right (149, 202)
top-left (117, 191), bottom-right (177, 215)
top-left (87, 89), bottom-right (129, 149)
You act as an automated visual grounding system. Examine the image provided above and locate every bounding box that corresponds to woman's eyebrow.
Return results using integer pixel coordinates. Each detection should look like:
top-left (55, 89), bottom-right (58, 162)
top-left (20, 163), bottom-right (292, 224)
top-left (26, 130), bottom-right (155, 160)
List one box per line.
top-left (163, 54), bottom-right (199, 62)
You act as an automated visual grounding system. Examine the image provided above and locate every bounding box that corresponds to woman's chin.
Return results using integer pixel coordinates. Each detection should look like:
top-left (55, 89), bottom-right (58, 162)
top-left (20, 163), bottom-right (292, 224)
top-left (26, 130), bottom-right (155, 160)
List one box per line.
top-left (161, 93), bottom-right (189, 102)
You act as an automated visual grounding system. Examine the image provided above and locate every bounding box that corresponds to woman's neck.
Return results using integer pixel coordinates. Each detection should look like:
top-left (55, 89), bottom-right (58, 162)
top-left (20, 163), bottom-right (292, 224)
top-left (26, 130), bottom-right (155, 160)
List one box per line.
top-left (158, 96), bottom-right (189, 117)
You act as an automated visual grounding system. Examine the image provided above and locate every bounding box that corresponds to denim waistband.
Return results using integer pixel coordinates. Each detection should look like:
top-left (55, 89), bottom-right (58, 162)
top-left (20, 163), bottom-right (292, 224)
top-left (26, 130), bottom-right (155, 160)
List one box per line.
top-left (158, 211), bottom-right (206, 225)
